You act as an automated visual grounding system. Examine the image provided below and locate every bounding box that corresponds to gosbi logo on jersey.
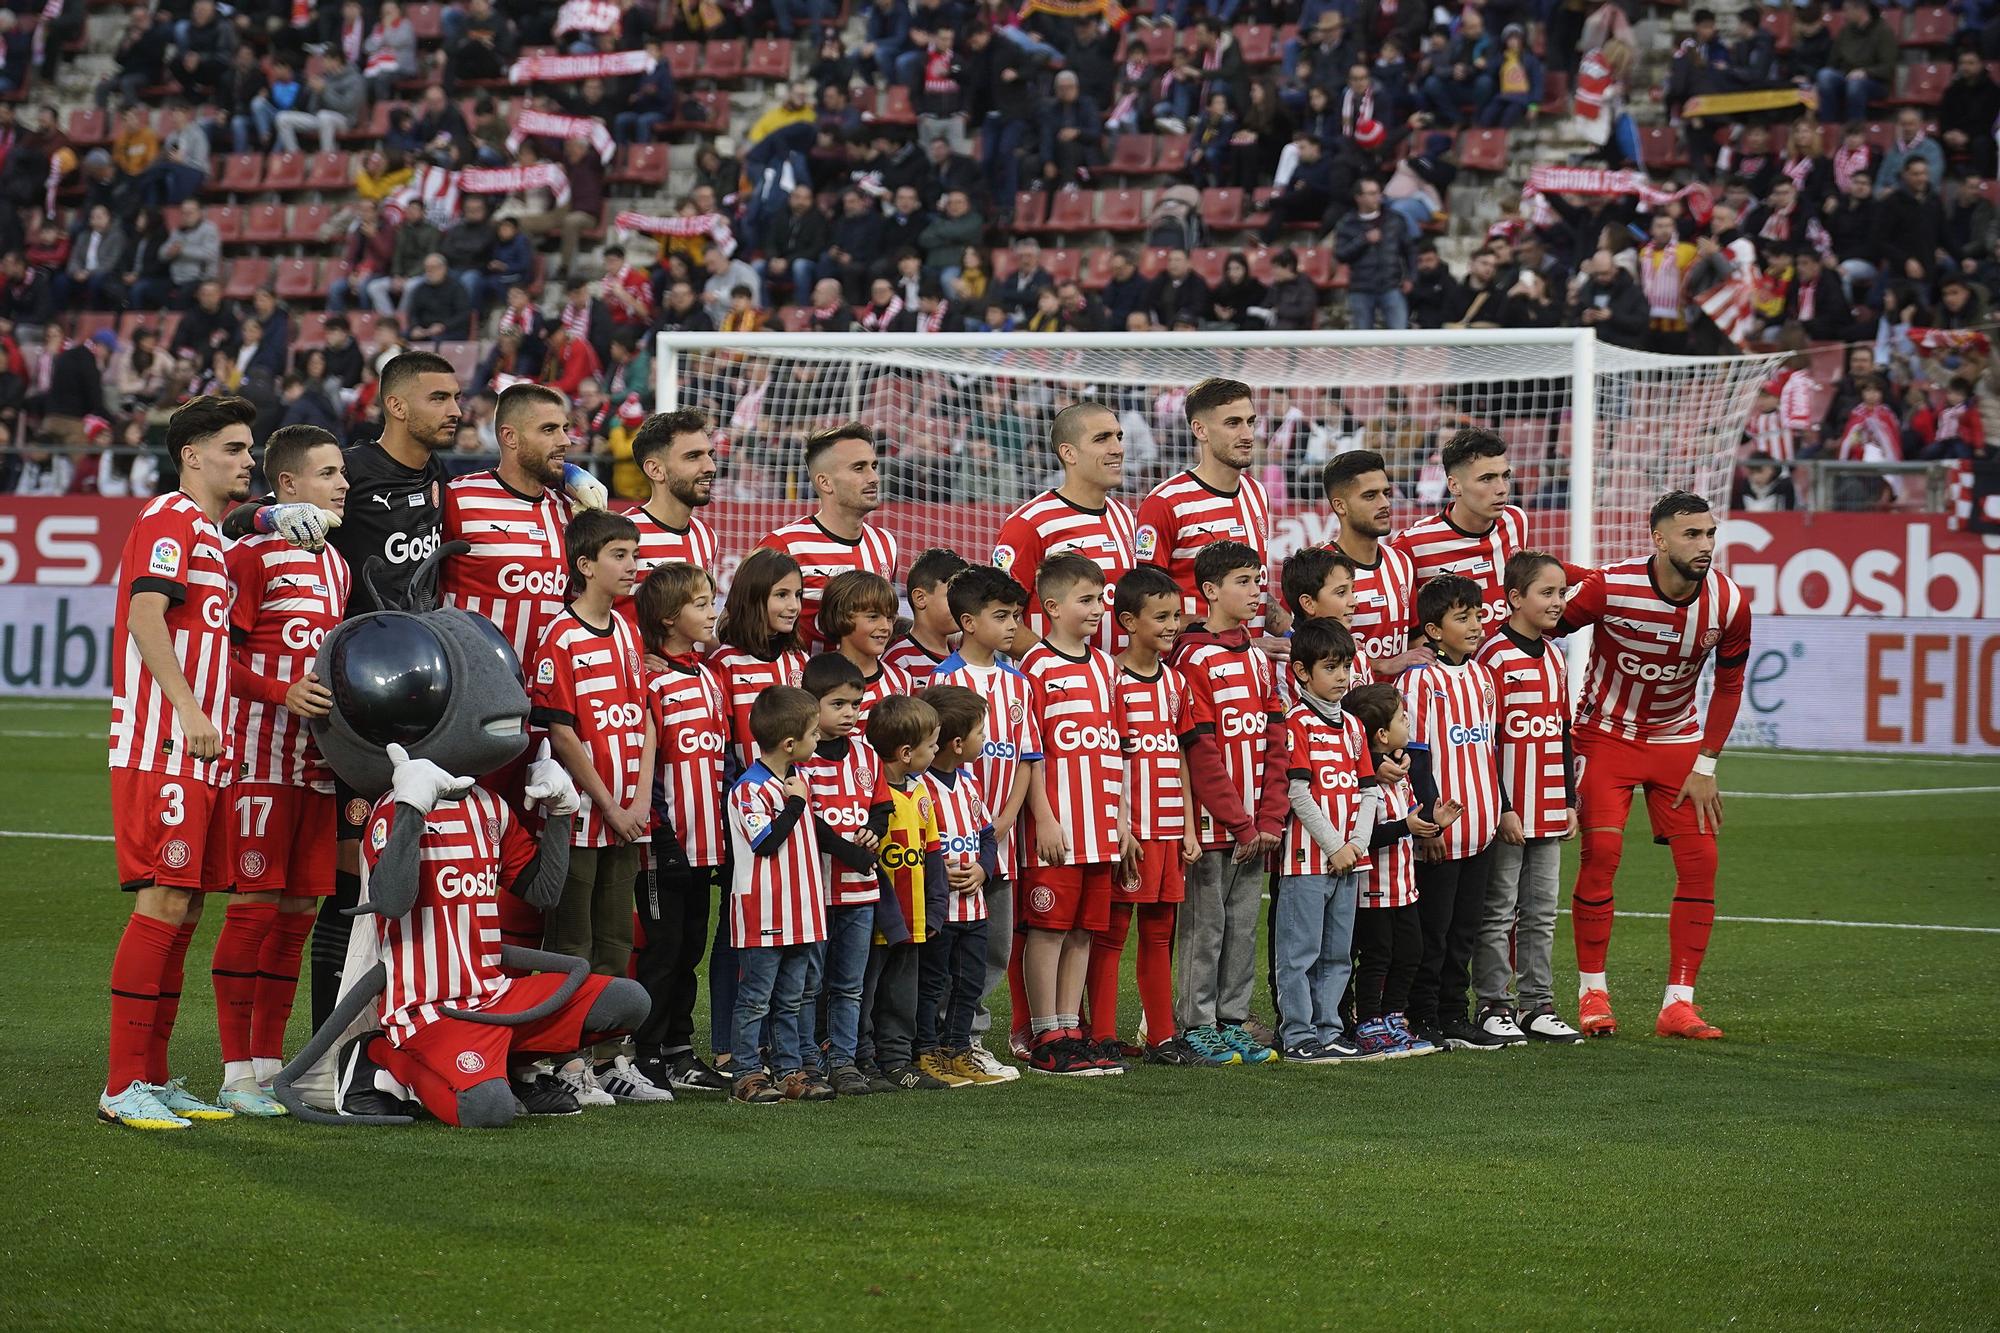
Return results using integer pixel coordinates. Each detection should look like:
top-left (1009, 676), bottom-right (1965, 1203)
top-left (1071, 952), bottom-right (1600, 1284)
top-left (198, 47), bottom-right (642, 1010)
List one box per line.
top-left (880, 841), bottom-right (922, 870)
top-left (1219, 710), bottom-right (1267, 739)
top-left (498, 564), bottom-right (566, 597)
top-left (1317, 766), bottom-right (1360, 790)
top-left (590, 700), bottom-right (645, 731)
top-left (437, 865), bottom-right (500, 899)
top-left (1447, 723), bottom-right (1495, 745)
top-left (676, 727), bottom-right (725, 755)
top-left (1126, 730), bottom-right (1179, 755)
top-left (384, 529), bottom-right (441, 564)
top-left (280, 618), bottom-right (328, 651)
top-left (940, 832), bottom-right (981, 857)
top-left (1052, 719), bottom-right (1118, 751)
top-left (1505, 713), bottom-right (1564, 739)
top-left (981, 738), bottom-right (1019, 761)
top-left (820, 803), bottom-right (869, 829)
top-left (1615, 653), bottom-right (1696, 682)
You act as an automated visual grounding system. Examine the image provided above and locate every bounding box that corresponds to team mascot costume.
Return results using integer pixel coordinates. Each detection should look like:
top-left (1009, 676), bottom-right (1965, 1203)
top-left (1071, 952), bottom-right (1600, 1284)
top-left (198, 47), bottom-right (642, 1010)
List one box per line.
top-left (271, 544), bottom-right (648, 1127)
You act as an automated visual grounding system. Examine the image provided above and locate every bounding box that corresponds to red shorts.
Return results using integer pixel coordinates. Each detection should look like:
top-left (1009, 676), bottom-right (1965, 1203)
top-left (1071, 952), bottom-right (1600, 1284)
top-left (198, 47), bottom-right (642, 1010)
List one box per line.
top-left (1021, 863), bottom-right (1115, 933)
top-left (111, 767), bottom-right (233, 892)
top-left (1575, 731), bottom-right (1704, 844)
top-left (385, 970), bottom-right (617, 1093)
top-left (1117, 840), bottom-right (1187, 904)
top-left (232, 782), bottom-right (338, 897)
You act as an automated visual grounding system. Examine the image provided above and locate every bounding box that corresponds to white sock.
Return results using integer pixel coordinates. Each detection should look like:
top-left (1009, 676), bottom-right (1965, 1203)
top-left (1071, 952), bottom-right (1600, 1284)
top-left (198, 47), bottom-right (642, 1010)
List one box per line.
top-left (252, 1056), bottom-right (280, 1086)
top-left (222, 1059), bottom-right (256, 1089)
top-left (1578, 972), bottom-right (1608, 996)
top-left (1663, 984), bottom-right (1695, 1009)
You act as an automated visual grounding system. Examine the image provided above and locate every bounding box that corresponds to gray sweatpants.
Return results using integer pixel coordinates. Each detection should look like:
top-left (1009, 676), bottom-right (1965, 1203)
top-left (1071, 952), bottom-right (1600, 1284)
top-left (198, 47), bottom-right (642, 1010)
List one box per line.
top-left (1475, 837), bottom-right (1563, 1010)
top-left (970, 877), bottom-right (1011, 1036)
top-left (1175, 849), bottom-right (1265, 1031)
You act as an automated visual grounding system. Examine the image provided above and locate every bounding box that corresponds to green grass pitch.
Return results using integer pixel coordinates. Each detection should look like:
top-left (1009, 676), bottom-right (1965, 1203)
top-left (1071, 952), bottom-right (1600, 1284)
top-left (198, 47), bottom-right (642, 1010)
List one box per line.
top-left (2, 698), bottom-right (1996, 1330)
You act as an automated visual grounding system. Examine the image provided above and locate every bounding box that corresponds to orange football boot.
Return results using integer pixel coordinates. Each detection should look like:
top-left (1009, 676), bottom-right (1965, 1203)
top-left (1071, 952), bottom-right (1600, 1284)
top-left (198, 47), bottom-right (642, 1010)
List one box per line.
top-left (1655, 999), bottom-right (1724, 1040)
top-left (1577, 988), bottom-right (1617, 1037)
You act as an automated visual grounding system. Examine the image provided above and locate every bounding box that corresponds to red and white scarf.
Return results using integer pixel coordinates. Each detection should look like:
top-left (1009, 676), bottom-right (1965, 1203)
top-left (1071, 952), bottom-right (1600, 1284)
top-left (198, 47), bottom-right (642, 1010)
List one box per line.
top-left (861, 297), bottom-right (904, 332)
top-left (1839, 402), bottom-right (1899, 461)
top-left (923, 50), bottom-right (959, 96)
top-left (613, 210), bottom-right (737, 258)
top-left (509, 49), bottom-right (655, 84)
top-left (555, 0), bottom-right (623, 36)
top-left (508, 109), bottom-right (616, 164)
top-left (364, 46), bottom-right (403, 79)
top-left (499, 304), bottom-right (540, 340)
top-left (560, 300), bottom-right (593, 343)
top-left (28, 0), bottom-right (59, 67)
top-left (1520, 166), bottom-right (1714, 230)
top-left (1778, 369), bottom-right (1819, 433)
top-left (388, 162), bottom-right (463, 226)
top-left (1745, 407), bottom-right (1788, 459)
top-left (342, 15), bottom-right (365, 64)
top-left (1340, 87), bottom-right (1375, 136)
top-left (1696, 271), bottom-right (1757, 349)
top-left (1937, 398), bottom-right (1982, 446)
top-left (459, 163), bottom-right (572, 209)
top-left (1909, 327), bottom-right (1992, 358)
top-left (916, 299), bottom-right (952, 334)
top-left (1781, 153), bottom-right (1818, 193)
top-left (1832, 142), bottom-right (1871, 193)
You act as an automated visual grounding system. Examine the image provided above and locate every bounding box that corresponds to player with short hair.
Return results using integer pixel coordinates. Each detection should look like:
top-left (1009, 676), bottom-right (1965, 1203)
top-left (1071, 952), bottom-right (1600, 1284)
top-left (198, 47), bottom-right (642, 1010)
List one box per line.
top-left (817, 568), bottom-right (911, 729)
top-left (1320, 449), bottom-right (1433, 680)
top-left (992, 402), bottom-right (1138, 654)
top-left (1390, 428), bottom-right (1533, 628)
top-left (207, 425), bottom-right (351, 1117)
top-left (1017, 553), bottom-right (1135, 1076)
top-left (1561, 491), bottom-right (1751, 1041)
top-left (100, 394), bottom-right (257, 1131)
top-left (884, 547), bottom-right (970, 682)
top-left (618, 408), bottom-right (720, 632)
top-left (758, 422), bottom-right (901, 646)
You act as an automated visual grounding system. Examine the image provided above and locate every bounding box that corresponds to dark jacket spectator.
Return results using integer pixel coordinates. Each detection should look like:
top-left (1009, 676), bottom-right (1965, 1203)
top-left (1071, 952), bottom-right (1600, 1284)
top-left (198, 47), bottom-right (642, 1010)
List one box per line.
top-left (1148, 253), bottom-right (1212, 326)
top-left (47, 339), bottom-right (111, 421)
top-left (1100, 259), bottom-right (1151, 330)
top-left (1878, 171), bottom-right (1951, 278)
top-left (1333, 189), bottom-right (1414, 295)
top-left (1265, 257), bottom-right (1321, 330)
top-left (1408, 251), bottom-right (1462, 328)
top-left (1825, 4), bottom-right (1897, 86)
top-left (1570, 257), bottom-right (1651, 349)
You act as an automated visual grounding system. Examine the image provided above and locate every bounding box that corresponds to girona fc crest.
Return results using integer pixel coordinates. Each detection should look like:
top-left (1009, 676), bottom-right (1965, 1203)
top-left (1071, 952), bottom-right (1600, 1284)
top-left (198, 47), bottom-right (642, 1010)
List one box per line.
top-left (346, 798), bottom-right (372, 827)
top-left (1029, 884), bottom-right (1056, 914)
top-left (162, 839), bottom-right (191, 870)
top-left (487, 817), bottom-right (501, 843)
top-left (455, 1050), bottom-right (486, 1074)
top-left (1700, 628), bottom-right (1722, 648)
top-left (239, 849), bottom-right (268, 880)
top-left (1009, 701), bottom-right (1025, 725)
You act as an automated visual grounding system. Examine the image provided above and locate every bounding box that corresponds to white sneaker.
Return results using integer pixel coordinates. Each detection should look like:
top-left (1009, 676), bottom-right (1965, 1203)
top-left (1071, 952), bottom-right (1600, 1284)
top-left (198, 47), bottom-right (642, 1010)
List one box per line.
top-left (1477, 1008), bottom-right (1528, 1045)
top-left (555, 1057), bottom-right (616, 1107)
top-left (966, 1037), bottom-right (1021, 1082)
top-left (1521, 1005), bottom-right (1585, 1044)
top-left (596, 1055), bottom-right (674, 1103)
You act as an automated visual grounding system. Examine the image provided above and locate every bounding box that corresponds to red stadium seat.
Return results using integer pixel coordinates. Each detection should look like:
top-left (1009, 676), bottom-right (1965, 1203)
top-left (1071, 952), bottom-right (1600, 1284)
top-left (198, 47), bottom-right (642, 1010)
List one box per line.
top-left (1904, 4), bottom-right (1954, 46)
top-left (207, 205), bottom-right (245, 242)
top-left (1639, 125), bottom-right (1688, 170)
top-left (881, 85), bottom-right (916, 124)
top-left (1201, 187), bottom-right (1245, 230)
top-left (1761, 7), bottom-right (1793, 52)
top-left (1294, 247), bottom-right (1334, 287)
top-left (1097, 188), bottom-right (1147, 231)
top-left (435, 340), bottom-right (482, 381)
top-left (293, 203), bottom-right (336, 239)
top-left (665, 41), bottom-right (701, 79)
top-left (1154, 134), bottom-right (1189, 173)
top-left (263, 152), bottom-right (306, 192)
top-left (343, 102), bottom-right (393, 145)
top-left (613, 143), bottom-right (670, 184)
top-left (291, 312), bottom-right (327, 346)
top-left (213, 153), bottom-right (264, 194)
top-left (705, 40), bottom-right (745, 80)
top-left (1142, 26), bottom-right (1173, 63)
top-left (1456, 128), bottom-right (1509, 174)
top-left (66, 108), bottom-right (107, 147)
top-left (746, 38), bottom-right (793, 80)
top-left (1236, 24), bottom-right (1276, 64)
top-left (1541, 69), bottom-right (1571, 118)
top-left (1109, 133), bottom-right (1156, 175)
top-left (1045, 248), bottom-right (1082, 284)
top-left (243, 203), bottom-right (288, 244)
top-left (274, 258), bottom-right (323, 300)
top-left (305, 150), bottom-right (350, 192)
top-left (1139, 246), bottom-right (1170, 278)
top-left (1189, 247), bottom-right (1226, 287)
top-left (224, 256), bottom-right (273, 303)
top-left (1896, 63), bottom-right (1950, 107)
top-left (780, 305), bottom-right (812, 332)
top-left (407, 2), bottom-right (444, 42)
top-left (1011, 190), bottom-right (1048, 231)
top-left (1243, 247), bottom-right (1275, 285)
top-left (665, 91), bottom-right (728, 132)
top-left (1044, 187), bottom-right (1094, 233)
top-left (1082, 248), bottom-right (1116, 289)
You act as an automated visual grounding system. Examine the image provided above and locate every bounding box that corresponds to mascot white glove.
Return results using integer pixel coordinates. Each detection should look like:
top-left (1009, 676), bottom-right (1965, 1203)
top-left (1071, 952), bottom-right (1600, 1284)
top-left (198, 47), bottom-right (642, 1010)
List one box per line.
top-left (562, 462), bottom-right (608, 512)
top-left (257, 503), bottom-right (342, 551)
top-left (384, 743), bottom-right (475, 814)
top-left (523, 739), bottom-right (581, 816)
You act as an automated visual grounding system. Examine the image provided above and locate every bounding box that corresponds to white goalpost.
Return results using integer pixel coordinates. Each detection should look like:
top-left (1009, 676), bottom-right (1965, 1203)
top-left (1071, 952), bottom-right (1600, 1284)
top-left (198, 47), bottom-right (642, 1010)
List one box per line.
top-left (652, 329), bottom-right (1779, 588)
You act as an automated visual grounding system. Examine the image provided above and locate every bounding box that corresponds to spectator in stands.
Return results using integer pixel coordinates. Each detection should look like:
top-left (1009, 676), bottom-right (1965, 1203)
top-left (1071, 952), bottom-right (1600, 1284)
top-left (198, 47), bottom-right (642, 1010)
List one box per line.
top-left (1265, 249), bottom-right (1321, 330)
top-left (1036, 70), bottom-right (1104, 189)
top-left (1385, 131), bottom-right (1455, 235)
top-left (233, 315), bottom-right (287, 386)
top-left (441, 194), bottom-right (497, 307)
top-left (42, 328), bottom-right (113, 447)
top-left (878, 184), bottom-right (930, 268)
top-left (144, 104), bottom-right (209, 208)
top-left (1335, 178), bottom-right (1415, 331)
top-left (327, 197), bottom-right (395, 315)
top-left (701, 245), bottom-right (762, 324)
top-left (809, 276), bottom-right (860, 331)
top-left (99, 7), bottom-right (172, 108)
top-left (764, 182), bottom-right (831, 300)
top-left (775, 0), bottom-right (839, 42)
top-left (112, 105), bottom-right (162, 181)
top-left (1731, 454), bottom-right (1798, 511)
top-left (353, 147), bottom-right (412, 203)
top-left (77, 151), bottom-right (135, 231)
top-left (281, 368), bottom-right (347, 441)
top-left (1484, 24), bottom-right (1543, 128)
top-left (1148, 247), bottom-right (1212, 327)
top-left (473, 324), bottom-right (532, 395)
top-left (110, 326), bottom-right (170, 412)
top-left (923, 134), bottom-right (982, 210)
top-left (541, 325), bottom-right (601, 397)
top-left (367, 206), bottom-right (439, 318)
top-left (914, 27), bottom-right (972, 155)
top-left (365, 0), bottom-right (421, 100)
top-left (822, 188), bottom-right (885, 301)
top-left (1723, 9), bottom-right (1778, 91)
top-left (1099, 249), bottom-right (1149, 331)
top-left (1409, 240), bottom-right (1461, 329)
top-left (982, 29), bottom-right (1041, 219)
top-left (995, 235), bottom-right (1054, 318)
top-left (1786, 249), bottom-right (1857, 341)
top-left (1872, 105), bottom-right (1947, 194)
top-left (1824, 165), bottom-right (1883, 296)
top-left (1878, 156), bottom-right (1950, 285)
top-left (1262, 133), bottom-right (1335, 241)
top-left (558, 278), bottom-right (615, 362)
top-left (1942, 49), bottom-right (2000, 178)
top-left (145, 198), bottom-right (220, 310)
top-left (274, 48), bottom-right (367, 155)
top-left (613, 38), bottom-right (679, 145)
top-left (918, 189), bottom-right (983, 283)
top-left (1287, 12), bottom-right (1358, 115)
top-left (173, 279), bottom-right (238, 360)
top-left (1209, 252), bottom-right (1267, 331)
top-left (175, 0), bottom-right (238, 69)
top-left (413, 85), bottom-right (471, 162)
top-left (519, 139), bottom-right (597, 275)
top-left (1420, 9), bottom-right (1496, 126)
top-left (862, 276), bottom-right (907, 331)
top-left (1571, 247), bottom-right (1650, 349)
top-left (1188, 91), bottom-right (1238, 189)
top-left (1815, 0), bottom-right (1897, 125)
top-left (467, 214), bottom-right (528, 311)
top-left (444, 1), bottom-right (515, 89)
top-left (859, 0), bottom-right (915, 84)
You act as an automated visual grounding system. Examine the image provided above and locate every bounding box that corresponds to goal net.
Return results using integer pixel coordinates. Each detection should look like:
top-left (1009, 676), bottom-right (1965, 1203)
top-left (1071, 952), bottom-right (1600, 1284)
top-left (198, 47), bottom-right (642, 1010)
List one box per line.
top-left (652, 330), bottom-right (1779, 585)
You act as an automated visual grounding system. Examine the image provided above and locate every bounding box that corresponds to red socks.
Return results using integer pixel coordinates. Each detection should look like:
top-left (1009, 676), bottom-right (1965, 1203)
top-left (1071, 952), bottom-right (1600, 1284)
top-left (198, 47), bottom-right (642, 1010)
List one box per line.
top-left (212, 900), bottom-right (276, 1064)
top-left (1085, 904), bottom-right (1133, 1041)
top-left (107, 913), bottom-right (177, 1095)
top-left (1667, 835), bottom-right (1719, 989)
top-left (1133, 903), bottom-right (1177, 1043)
top-left (251, 908), bottom-right (315, 1061)
top-left (147, 920), bottom-right (200, 1084)
top-left (1571, 828), bottom-right (1624, 975)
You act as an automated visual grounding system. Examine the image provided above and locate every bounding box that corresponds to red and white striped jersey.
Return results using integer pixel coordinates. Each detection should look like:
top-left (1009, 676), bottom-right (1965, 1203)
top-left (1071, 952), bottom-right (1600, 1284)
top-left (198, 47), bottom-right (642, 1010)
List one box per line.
top-left (1342, 541), bottom-right (1417, 672)
top-left (440, 471), bottom-right (575, 663)
top-left (1563, 557), bottom-right (1752, 745)
top-left (922, 766), bottom-right (992, 923)
top-left (706, 645), bottom-right (809, 767)
top-left (727, 761), bottom-right (827, 947)
top-left (992, 489), bottom-right (1137, 652)
top-left (615, 503), bottom-right (718, 631)
top-left (932, 653), bottom-right (1042, 880)
top-left (646, 655), bottom-right (729, 868)
top-left (1392, 504), bottom-right (1530, 628)
top-left (855, 658), bottom-right (914, 733)
top-left (1134, 470), bottom-right (1271, 623)
top-left (366, 786), bottom-right (536, 1044)
top-left (225, 534), bottom-right (350, 787)
top-left (1398, 656), bottom-right (1501, 859)
top-left (110, 492), bottom-right (233, 786)
top-left (795, 736), bottom-right (887, 906)
top-left (1474, 627), bottom-right (1573, 838)
top-left (530, 607), bottom-right (650, 847)
top-left (1280, 703), bottom-right (1376, 877)
top-left (757, 516), bottom-right (901, 646)
top-left (1018, 641), bottom-right (1124, 866)
top-left (1118, 662), bottom-right (1201, 842)
top-left (882, 633), bottom-right (950, 685)
top-left (1359, 776), bottom-right (1419, 909)
top-left (1170, 632), bottom-right (1282, 850)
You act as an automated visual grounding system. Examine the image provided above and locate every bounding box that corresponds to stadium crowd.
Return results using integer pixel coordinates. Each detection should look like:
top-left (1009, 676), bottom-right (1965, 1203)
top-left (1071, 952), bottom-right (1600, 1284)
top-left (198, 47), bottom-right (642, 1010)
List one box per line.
top-left (0, 0), bottom-right (1993, 510)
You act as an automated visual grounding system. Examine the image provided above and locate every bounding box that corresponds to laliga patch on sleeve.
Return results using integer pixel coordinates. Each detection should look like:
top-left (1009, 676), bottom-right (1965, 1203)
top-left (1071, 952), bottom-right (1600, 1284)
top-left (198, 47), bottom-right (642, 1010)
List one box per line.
top-left (148, 538), bottom-right (182, 577)
top-left (744, 809), bottom-right (769, 835)
top-left (991, 544), bottom-right (1015, 572)
top-left (535, 657), bottom-right (556, 685)
top-left (1134, 526), bottom-right (1159, 561)
top-left (369, 816), bottom-right (389, 852)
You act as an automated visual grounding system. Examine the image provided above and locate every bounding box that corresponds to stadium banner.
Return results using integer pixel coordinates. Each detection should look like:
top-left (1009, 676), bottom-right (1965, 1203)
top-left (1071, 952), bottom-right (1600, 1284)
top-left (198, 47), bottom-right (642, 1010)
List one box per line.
top-left (1713, 617), bottom-right (2000, 755)
top-left (0, 585), bottom-right (115, 696)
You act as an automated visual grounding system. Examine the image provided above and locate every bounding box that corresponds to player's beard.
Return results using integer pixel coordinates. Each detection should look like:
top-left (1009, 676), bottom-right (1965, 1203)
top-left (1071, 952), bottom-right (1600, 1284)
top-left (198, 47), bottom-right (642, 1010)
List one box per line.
top-left (530, 448), bottom-right (566, 488)
top-left (670, 472), bottom-right (715, 508)
top-left (1669, 553), bottom-right (1711, 583)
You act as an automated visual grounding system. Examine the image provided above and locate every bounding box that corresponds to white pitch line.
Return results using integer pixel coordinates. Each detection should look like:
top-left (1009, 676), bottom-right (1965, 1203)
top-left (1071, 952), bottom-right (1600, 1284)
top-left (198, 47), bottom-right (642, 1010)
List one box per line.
top-left (1579, 909), bottom-right (2000, 936)
top-left (0, 829), bottom-right (111, 842)
top-left (1722, 786), bottom-right (2000, 800)
top-left (0, 729), bottom-right (98, 738)
top-left (1729, 751), bottom-right (2000, 768)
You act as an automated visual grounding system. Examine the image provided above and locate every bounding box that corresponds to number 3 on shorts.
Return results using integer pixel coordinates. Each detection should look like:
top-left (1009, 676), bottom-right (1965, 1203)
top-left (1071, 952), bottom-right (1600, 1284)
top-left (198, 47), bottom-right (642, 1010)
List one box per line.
top-left (160, 783), bottom-right (186, 826)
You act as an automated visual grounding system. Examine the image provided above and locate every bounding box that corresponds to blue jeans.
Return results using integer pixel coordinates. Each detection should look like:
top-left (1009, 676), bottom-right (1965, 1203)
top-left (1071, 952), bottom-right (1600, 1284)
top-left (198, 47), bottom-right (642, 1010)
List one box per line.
top-left (1387, 196), bottom-right (1433, 235)
top-left (918, 918), bottom-right (989, 1053)
top-left (613, 110), bottom-right (669, 144)
top-left (772, 0), bottom-right (836, 37)
top-left (1420, 74), bottom-right (1494, 125)
top-left (764, 257), bottom-right (814, 299)
top-left (1348, 288), bottom-right (1409, 331)
top-left (981, 115), bottom-right (1030, 213)
top-left (1482, 95), bottom-right (1533, 128)
top-left (1274, 872), bottom-right (1359, 1050)
top-left (733, 942), bottom-right (812, 1075)
top-left (1815, 68), bottom-right (1885, 123)
top-left (818, 903), bottom-right (875, 1068)
top-left (995, 26), bottom-right (1063, 63)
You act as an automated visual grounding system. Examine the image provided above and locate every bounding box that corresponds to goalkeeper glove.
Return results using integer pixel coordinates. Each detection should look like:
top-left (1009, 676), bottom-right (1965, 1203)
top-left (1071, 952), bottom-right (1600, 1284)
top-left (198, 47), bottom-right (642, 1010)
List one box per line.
top-left (384, 743), bottom-right (475, 814)
top-left (562, 463), bottom-right (608, 512)
top-left (254, 503), bottom-right (342, 551)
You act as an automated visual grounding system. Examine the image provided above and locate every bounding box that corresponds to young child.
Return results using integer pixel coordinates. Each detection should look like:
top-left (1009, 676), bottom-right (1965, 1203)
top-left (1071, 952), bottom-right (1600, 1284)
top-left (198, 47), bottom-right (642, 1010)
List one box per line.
top-left (1280, 547), bottom-right (1372, 684)
top-left (1472, 552), bottom-right (1583, 1043)
top-left (1929, 375), bottom-right (1988, 460)
top-left (725, 685), bottom-right (830, 1105)
top-left (1271, 618), bottom-right (1379, 1062)
top-left (1092, 565), bottom-right (1203, 1065)
top-left (706, 546), bottom-right (808, 1068)
top-left (1016, 553), bottom-right (1133, 1076)
top-left (1398, 573), bottom-right (1506, 1053)
top-left (818, 568), bottom-right (912, 730)
top-left (1344, 683), bottom-right (1455, 1058)
top-left (1835, 374), bottom-right (1901, 505)
top-left (863, 695), bottom-right (949, 1090)
top-left (914, 683), bottom-right (1005, 1086)
top-left (794, 653), bottom-right (897, 1097)
top-left (632, 561), bottom-right (732, 1096)
top-left (529, 509), bottom-right (658, 1106)
top-left (931, 565), bottom-right (1037, 1080)
top-left (885, 547), bottom-right (970, 683)
top-left (1170, 540), bottom-right (1289, 1067)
